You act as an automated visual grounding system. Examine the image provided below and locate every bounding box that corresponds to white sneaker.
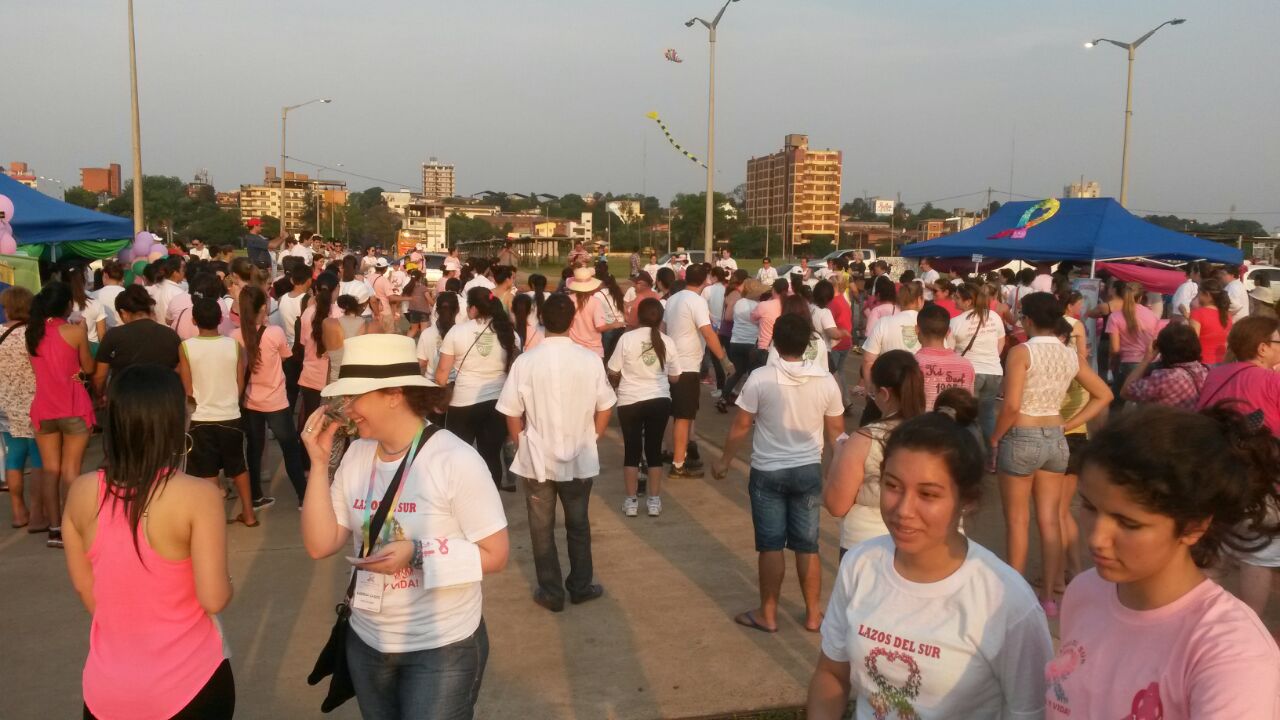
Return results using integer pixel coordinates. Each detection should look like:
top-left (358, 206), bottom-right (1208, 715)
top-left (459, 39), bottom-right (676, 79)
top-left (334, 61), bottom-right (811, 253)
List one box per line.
top-left (623, 496), bottom-right (639, 517)
top-left (710, 389), bottom-right (723, 399)
top-left (647, 496), bottom-right (662, 517)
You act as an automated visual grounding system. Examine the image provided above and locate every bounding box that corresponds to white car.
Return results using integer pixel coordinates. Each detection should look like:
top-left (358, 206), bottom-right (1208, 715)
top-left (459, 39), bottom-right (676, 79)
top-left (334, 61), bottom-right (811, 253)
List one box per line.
top-left (773, 264), bottom-right (820, 288)
top-left (396, 252), bottom-right (446, 283)
top-left (1244, 264), bottom-right (1280, 292)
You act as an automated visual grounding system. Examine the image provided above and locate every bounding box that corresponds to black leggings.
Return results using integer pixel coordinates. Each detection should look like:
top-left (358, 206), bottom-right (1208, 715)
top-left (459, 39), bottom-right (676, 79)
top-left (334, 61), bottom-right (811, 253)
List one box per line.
top-left (722, 342), bottom-right (759, 398)
top-left (298, 386), bottom-right (323, 472)
top-left (85, 659), bottom-right (234, 719)
top-left (446, 399), bottom-right (507, 486)
top-left (618, 397), bottom-right (671, 468)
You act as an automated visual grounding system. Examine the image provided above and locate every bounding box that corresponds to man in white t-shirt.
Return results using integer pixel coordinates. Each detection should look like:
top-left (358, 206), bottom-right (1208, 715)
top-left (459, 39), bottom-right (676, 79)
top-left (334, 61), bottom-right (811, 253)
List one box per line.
top-left (1030, 263), bottom-right (1054, 294)
top-left (716, 248), bottom-right (738, 272)
top-left (1171, 262), bottom-right (1203, 321)
top-left (710, 313), bottom-right (843, 634)
top-left (919, 257), bottom-right (940, 301)
top-left (1221, 264), bottom-right (1250, 322)
top-left (288, 231), bottom-right (316, 266)
top-left (663, 264), bottom-right (734, 478)
top-left (756, 257), bottom-right (779, 285)
top-left (497, 294), bottom-right (616, 612)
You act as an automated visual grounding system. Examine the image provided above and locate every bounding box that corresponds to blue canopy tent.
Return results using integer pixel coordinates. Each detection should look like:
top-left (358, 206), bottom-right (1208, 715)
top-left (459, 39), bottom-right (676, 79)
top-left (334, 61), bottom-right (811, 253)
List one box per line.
top-left (901, 197), bottom-right (1243, 265)
top-left (0, 173), bottom-right (133, 258)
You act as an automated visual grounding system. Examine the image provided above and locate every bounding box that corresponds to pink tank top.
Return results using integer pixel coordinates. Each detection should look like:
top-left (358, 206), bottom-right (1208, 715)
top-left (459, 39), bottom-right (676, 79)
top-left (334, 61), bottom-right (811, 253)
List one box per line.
top-left (29, 318), bottom-right (94, 429)
top-left (82, 472), bottom-right (224, 720)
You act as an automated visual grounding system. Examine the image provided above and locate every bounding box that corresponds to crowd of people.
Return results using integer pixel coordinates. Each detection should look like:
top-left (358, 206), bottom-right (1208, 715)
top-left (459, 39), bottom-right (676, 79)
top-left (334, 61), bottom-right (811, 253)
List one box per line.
top-left (3, 229), bottom-right (1278, 718)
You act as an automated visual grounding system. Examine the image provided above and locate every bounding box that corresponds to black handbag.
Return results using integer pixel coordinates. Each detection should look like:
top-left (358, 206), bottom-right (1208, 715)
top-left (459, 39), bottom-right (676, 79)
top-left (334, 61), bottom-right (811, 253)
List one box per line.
top-left (307, 424), bottom-right (438, 712)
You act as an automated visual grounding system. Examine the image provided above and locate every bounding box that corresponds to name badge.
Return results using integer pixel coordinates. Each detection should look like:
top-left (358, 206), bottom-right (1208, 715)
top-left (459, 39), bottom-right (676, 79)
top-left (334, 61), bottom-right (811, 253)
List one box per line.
top-left (352, 570), bottom-right (385, 613)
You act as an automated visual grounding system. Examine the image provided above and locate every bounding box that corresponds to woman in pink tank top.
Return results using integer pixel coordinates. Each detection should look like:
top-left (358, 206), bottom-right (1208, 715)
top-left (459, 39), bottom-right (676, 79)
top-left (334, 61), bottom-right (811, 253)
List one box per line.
top-left (26, 281), bottom-right (96, 550)
top-left (61, 365), bottom-right (234, 719)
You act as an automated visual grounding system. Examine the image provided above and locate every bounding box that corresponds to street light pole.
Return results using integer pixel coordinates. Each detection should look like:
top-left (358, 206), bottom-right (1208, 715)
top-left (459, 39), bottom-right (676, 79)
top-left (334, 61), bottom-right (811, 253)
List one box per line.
top-left (687, 0), bottom-right (740, 261)
top-left (280, 98), bottom-right (331, 237)
top-left (127, 0), bottom-right (144, 234)
top-left (1085, 18), bottom-right (1185, 207)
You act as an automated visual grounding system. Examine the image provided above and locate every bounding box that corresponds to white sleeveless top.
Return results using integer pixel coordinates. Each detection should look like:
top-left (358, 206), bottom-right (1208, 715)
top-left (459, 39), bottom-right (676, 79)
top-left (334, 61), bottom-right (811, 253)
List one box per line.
top-left (839, 420), bottom-right (897, 549)
top-left (182, 336), bottom-right (241, 422)
top-left (1020, 336), bottom-right (1079, 417)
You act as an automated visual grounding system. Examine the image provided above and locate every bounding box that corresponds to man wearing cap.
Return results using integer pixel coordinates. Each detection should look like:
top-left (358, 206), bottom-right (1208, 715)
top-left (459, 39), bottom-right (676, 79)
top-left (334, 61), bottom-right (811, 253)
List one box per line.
top-left (497, 294), bottom-right (616, 612)
top-left (243, 222), bottom-right (285, 271)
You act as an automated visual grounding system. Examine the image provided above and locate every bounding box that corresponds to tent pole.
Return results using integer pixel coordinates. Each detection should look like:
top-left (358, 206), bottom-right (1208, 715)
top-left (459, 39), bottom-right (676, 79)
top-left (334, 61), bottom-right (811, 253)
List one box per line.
top-left (1090, 259), bottom-right (1096, 278)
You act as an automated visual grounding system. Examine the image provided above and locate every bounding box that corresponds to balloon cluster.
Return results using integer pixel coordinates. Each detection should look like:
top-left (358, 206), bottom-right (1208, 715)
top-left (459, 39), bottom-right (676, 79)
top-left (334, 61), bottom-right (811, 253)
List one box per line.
top-left (0, 194), bottom-right (16, 254)
top-left (120, 230), bottom-right (167, 264)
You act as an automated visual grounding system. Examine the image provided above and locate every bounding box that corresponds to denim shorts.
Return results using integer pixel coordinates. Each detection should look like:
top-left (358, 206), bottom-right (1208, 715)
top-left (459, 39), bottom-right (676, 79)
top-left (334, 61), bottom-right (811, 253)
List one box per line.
top-left (2, 433), bottom-right (41, 471)
top-left (748, 464), bottom-right (822, 553)
top-left (997, 426), bottom-right (1069, 476)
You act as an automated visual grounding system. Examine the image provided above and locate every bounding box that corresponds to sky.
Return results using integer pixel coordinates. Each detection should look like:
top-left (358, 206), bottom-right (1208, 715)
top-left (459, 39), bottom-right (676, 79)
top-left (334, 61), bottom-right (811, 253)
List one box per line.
top-left (4, 0), bottom-right (1279, 228)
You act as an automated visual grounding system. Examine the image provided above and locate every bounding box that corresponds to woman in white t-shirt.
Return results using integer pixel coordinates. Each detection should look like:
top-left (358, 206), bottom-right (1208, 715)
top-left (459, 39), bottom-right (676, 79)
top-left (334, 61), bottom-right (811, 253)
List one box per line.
top-left (951, 283), bottom-right (1006, 445)
top-left (718, 279), bottom-right (763, 413)
top-left (808, 407), bottom-right (1053, 720)
top-left (606, 298), bottom-right (679, 518)
top-left (336, 255), bottom-right (374, 318)
top-left (301, 334), bottom-right (510, 720)
top-left (435, 287), bottom-right (519, 492)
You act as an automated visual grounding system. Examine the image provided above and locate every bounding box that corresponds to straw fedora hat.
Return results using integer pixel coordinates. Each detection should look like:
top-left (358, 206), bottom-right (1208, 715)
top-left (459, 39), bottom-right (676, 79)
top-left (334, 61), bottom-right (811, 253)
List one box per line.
top-left (567, 266), bottom-right (603, 293)
top-left (322, 334), bottom-right (432, 397)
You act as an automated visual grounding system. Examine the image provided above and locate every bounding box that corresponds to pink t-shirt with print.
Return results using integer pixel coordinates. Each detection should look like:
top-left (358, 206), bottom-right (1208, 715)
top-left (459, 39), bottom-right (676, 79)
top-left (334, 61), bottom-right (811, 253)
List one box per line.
top-left (915, 347), bottom-right (975, 410)
top-left (568, 294), bottom-right (606, 357)
top-left (233, 325), bottom-right (291, 412)
top-left (1046, 570), bottom-right (1280, 719)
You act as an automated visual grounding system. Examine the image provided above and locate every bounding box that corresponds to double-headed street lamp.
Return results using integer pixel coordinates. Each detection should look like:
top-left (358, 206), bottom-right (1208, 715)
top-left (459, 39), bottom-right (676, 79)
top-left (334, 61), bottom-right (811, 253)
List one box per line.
top-left (1085, 18), bottom-right (1186, 207)
top-left (281, 98), bottom-right (332, 236)
top-left (686, 0), bottom-right (740, 260)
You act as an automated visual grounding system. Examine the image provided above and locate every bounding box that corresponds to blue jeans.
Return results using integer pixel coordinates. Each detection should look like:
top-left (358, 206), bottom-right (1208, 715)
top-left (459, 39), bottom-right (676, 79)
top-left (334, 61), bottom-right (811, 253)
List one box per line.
top-left (829, 350), bottom-right (850, 406)
top-left (522, 476), bottom-right (595, 602)
top-left (973, 373), bottom-right (1001, 446)
top-left (346, 621), bottom-right (489, 720)
top-left (748, 464), bottom-right (822, 553)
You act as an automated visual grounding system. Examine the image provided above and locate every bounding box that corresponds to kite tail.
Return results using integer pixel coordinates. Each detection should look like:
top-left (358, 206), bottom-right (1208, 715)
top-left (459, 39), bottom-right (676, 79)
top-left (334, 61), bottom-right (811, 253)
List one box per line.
top-left (646, 112), bottom-right (708, 169)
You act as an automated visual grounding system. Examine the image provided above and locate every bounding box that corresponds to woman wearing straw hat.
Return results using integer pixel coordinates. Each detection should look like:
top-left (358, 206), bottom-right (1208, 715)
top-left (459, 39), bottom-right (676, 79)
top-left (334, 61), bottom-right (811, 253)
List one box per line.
top-left (300, 334), bottom-right (509, 720)
top-left (566, 266), bottom-right (617, 358)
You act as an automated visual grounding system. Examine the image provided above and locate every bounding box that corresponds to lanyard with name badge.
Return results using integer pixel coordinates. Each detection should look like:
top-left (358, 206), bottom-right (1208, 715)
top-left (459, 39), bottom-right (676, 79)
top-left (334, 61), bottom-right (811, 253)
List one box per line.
top-left (352, 425), bottom-right (427, 614)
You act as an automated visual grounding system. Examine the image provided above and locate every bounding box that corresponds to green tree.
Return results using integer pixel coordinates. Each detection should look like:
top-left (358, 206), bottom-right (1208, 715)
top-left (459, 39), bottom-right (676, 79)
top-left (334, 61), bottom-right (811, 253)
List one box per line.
top-left (841, 198), bottom-right (877, 221)
top-left (63, 186), bottom-right (100, 209)
top-left (1143, 214), bottom-right (1265, 237)
top-left (669, 192), bottom-right (738, 249)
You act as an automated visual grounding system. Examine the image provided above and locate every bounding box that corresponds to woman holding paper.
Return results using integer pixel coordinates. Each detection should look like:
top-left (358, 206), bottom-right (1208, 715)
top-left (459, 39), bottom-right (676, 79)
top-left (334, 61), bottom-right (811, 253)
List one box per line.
top-left (300, 334), bottom-right (510, 720)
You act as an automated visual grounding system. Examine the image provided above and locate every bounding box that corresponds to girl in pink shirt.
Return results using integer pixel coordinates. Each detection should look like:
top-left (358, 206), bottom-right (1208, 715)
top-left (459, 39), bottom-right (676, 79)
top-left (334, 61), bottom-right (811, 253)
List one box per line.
top-left (1048, 405), bottom-right (1280, 719)
top-left (62, 365), bottom-right (233, 719)
top-left (234, 286), bottom-right (307, 507)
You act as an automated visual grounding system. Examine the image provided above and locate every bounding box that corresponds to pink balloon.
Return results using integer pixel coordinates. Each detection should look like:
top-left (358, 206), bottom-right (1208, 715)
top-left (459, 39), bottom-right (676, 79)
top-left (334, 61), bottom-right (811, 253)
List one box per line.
top-left (0, 194), bottom-right (14, 223)
top-left (0, 228), bottom-right (16, 255)
top-left (132, 231), bottom-right (154, 256)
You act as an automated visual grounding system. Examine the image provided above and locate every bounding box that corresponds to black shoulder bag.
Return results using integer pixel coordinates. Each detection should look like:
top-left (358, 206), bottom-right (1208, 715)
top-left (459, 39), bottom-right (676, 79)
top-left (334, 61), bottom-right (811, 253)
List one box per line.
top-left (307, 424), bottom-right (439, 712)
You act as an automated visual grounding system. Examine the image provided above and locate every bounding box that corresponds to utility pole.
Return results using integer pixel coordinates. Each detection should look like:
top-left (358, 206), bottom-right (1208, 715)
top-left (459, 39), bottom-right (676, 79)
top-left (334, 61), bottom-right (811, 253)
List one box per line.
top-left (127, 0), bottom-right (144, 234)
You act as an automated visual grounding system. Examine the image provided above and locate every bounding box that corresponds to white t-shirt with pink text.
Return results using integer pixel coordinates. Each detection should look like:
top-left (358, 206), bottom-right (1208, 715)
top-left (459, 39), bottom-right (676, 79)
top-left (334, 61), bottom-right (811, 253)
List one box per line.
top-left (1047, 569), bottom-right (1280, 719)
top-left (821, 535), bottom-right (1052, 719)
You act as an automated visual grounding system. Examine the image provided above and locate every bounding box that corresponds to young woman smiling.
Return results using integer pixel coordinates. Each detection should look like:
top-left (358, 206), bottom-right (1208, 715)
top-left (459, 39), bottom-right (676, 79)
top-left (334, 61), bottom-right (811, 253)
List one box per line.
top-left (808, 397), bottom-right (1053, 719)
top-left (1047, 405), bottom-right (1280, 718)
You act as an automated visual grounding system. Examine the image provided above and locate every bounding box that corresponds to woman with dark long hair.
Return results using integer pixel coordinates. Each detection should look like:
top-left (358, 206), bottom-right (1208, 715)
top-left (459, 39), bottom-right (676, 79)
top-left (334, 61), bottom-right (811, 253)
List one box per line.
top-left (234, 285), bottom-right (307, 508)
top-left (418, 291), bottom-right (459, 379)
top-left (597, 271), bottom-right (628, 360)
top-left (511, 292), bottom-right (544, 352)
top-left (525, 273), bottom-right (548, 321)
top-left (297, 274), bottom-right (335, 452)
top-left (62, 365), bottom-right (234, 719)
top-left (27, 281), bottom-right (95, 548)
top-left (993, 292), bottom-right (1111, 616)
top-left (435, 287), bottom-right (518, 490)
top-left (952, 282), bottom-right (1007, 445)
top-left (607, 298), bottom-right (678, 517)
top-left (1189, 277), bottom-right (1233, 364)
top-left (824, 350), bottom-right (926, 556)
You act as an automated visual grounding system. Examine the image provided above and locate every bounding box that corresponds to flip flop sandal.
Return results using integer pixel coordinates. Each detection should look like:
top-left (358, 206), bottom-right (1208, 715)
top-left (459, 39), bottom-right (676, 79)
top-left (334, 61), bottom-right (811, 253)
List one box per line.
top-left (228, 514), bottom-right (260, 528)
top-left (734, 610), bottom-right (777, 634)
top-left (11, 521), bottom-right (29, 529)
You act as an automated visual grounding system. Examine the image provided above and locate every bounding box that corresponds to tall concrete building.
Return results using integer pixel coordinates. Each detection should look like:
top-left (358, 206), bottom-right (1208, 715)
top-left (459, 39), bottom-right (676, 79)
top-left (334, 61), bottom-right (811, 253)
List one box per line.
top-left (1064, 180), bottom-right (1101, 198)
top-left (240, 166), bottom-right (347, 234)
top-left (3, 162), bottom-right (38, 189)
top-left (745, 135), bottom-right (842, 254)
top-left (80, 163), bottom-right (122, 197)
top-left (421, 158), bottom-right (455, 201)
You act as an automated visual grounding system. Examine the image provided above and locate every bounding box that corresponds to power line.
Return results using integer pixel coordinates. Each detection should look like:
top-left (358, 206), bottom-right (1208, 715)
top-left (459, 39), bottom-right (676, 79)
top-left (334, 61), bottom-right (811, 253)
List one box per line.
top-left (284, 155), bottom-right (418, 191)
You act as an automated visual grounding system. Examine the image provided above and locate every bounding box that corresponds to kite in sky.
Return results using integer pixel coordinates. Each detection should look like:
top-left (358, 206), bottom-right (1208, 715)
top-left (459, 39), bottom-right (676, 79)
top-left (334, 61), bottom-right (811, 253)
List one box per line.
top-left (664, 48), bottom-right (683, 63)
top-left (646, 111), bottom-right (706, 169)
